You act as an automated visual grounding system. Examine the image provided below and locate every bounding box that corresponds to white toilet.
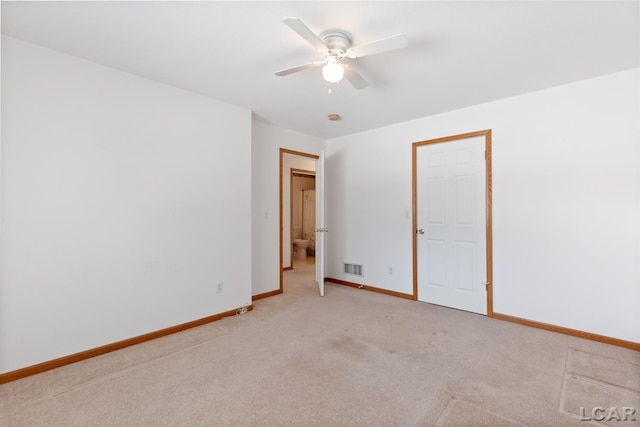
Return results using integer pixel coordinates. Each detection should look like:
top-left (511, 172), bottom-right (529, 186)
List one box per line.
top-left (293, 239), bottom-right (310, 259)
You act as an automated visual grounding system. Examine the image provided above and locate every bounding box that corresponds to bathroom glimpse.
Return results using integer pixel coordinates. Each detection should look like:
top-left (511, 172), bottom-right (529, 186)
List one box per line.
top-left (292, 173), bottom-right (316, 262)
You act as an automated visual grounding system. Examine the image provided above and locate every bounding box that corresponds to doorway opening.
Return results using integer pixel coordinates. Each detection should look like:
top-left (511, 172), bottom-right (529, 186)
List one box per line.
top-left (279, 149), bottom-right (319, 293)
top-left (291, 169), bottom-right (316, 269)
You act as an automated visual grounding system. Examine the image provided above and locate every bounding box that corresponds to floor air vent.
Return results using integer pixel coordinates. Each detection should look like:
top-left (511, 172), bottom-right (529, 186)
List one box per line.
top-left (344, 263), bottom-right (363, 276)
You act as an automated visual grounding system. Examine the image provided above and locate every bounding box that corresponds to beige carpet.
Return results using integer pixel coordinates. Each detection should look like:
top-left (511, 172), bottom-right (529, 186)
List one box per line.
top-left (1, 263), bottom-right (639, 426)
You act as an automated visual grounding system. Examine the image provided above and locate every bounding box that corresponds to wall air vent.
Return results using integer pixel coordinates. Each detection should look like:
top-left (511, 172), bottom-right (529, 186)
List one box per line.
top-left (344, 263), bottom-right (363, 276)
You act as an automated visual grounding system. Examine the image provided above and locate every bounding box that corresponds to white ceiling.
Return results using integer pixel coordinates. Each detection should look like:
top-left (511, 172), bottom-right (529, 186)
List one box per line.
top-left (2, 1), bottom-right (638, 139)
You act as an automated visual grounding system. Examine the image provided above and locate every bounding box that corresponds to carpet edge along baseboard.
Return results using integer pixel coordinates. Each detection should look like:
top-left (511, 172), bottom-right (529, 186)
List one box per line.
top-left (492, 312), bottom-right (640, 351)
top-left (324, 277), bottom-right (414, 300)
top-left (325, 277), bottom-right (639, 351)
top-left (0, 305), bottom-right (253, 385)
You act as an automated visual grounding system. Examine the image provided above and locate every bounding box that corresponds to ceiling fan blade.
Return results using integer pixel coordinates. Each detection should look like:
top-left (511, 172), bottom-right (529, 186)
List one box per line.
top-left (343, 65), bottom-right (368, 90)
top-left (283, 17), bottom-right (327, 52)
top-left (346, 33), bottom-right (408, 59)
top-left (275, 61), bottom-right (324, 77)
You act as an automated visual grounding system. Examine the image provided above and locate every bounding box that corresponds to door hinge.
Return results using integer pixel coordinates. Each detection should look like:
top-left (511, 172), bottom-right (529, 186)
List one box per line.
top-left (482, 281), bottom-right (490, 290)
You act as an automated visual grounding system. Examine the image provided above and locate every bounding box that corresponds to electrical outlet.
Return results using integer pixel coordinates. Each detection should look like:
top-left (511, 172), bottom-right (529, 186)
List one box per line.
top-left (217, 282), bottom-right (223, 294)
top-left (388, 267), bottom-right (393, 275)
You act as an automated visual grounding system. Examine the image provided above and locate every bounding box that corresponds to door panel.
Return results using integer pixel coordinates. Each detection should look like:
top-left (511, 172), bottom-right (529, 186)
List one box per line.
top-left (315, 150), bottom-right (325, 296)
top-left (416, 135), bottom-right (487, 314)
top-left (426, 239), bottom-right (446, 287)
top-left (426, 178), bottom-right (445, 224)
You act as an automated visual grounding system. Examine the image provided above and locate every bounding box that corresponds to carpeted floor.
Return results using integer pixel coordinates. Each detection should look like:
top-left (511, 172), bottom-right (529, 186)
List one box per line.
top-left (1, 264), bottom-right (638, 426)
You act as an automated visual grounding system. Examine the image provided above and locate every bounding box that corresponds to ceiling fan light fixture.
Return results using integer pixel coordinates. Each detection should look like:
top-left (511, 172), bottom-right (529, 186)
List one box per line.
top-left (322, 56), bottom-right (344, 83)
top-left (277, 18), bottom-right (407, 89)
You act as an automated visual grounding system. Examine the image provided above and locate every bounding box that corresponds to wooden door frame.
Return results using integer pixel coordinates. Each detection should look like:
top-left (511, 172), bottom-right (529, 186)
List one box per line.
top-left (279, 148), bottom-right (320, 293)
top-left (411, 130), bottom-right (494, 316)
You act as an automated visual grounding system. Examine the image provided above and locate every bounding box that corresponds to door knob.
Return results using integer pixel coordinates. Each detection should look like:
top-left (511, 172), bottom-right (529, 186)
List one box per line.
top-left (417, 228), bottom-right (425, 235)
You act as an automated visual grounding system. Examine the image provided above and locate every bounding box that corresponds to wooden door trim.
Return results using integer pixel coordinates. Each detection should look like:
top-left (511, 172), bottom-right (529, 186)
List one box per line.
top-left (411, 130), bottom-right (493, 316)
top-left (279, 149), bottom-right (319, 293)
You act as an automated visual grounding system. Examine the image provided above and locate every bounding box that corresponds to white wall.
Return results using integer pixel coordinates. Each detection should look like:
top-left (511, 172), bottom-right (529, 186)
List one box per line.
top-left (326, 69), bottom-right (640, 343)
top-left (0, 36), bottom-right (252, 374)
top-left (251, 121), bottom-right (324, 296)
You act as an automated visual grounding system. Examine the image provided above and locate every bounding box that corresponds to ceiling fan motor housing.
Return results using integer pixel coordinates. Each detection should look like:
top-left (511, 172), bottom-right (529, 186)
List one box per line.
top-left (320, 30), bottom-right (352, 58)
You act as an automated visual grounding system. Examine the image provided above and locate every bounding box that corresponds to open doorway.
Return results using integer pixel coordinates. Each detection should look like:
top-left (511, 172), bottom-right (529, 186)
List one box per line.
top-left (279, 149), bottom-right (319, 293)
top-left (291, 169), bottom-right (316, 269)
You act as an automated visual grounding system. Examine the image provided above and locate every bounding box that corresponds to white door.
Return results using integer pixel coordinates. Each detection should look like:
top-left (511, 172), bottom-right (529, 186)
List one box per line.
top-left (416, 136), bottom-right (487, 314)
top-left (315, 150), bottom-right (325, 296)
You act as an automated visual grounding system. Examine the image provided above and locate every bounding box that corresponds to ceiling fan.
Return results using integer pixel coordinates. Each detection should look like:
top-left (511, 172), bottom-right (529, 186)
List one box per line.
top-left (275, 17), bottom-right (408, 89)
